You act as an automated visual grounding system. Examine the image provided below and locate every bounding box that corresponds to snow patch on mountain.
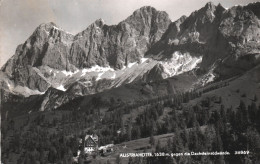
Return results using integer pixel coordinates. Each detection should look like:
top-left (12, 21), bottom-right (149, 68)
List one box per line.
top-left (52, 25), bottom-right (74, 35)
top-left (128, 62), bottom-right (137, 68)
top-left (96, 72), bottom-right (104, 81)
top-left (200, 63), bottom-right (217, 86)
top-left (53, 25), bottom-right (61, 31)
top-left (5, 81), bottom-right (46, 97)
top-left (81, 65), bottom-right (114, 77)
top-left (56, 85), bottom-right (66, 91)
top-left (160, 51), bottom-right (202, 77)
top-left (210, 11), bottom-right (215, 18)
top-left (45, 30), bottom-right (50, 35)
top-left (141, 58), bottom-right (149, 63)
top-left (9, 52), bottom-right (203, 97)
top-left (85, 65), bottom-right (114, 72)
top-left (111, 73), bottom-right (116, 79)
top-left (206, 73), bottom-right (215, 83)
top-left (61, 70), bottom-right (79, 76)
top-left (6, 81), bottom-right (11, 88)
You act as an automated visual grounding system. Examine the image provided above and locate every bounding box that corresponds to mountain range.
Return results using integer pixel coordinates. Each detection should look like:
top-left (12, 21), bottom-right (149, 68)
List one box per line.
top-left (1, 2), bottom-right (260, 118)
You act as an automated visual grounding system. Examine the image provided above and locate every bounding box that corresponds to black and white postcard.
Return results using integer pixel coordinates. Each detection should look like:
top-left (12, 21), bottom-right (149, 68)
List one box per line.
top-left (1, 0), bottom-right (260, 163)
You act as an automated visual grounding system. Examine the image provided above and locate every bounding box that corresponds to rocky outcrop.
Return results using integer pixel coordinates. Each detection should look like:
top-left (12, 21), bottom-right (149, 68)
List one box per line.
top-left (1, 2), bottom-right (260, 113)
top-left (70, 6), bottom-right (171, 69)
top-left (1, 22), bottom-right (74, 91)
top-left (1, 7), bottom-right (171, 92)
top-left (141, 63), bottom-right (168, 82)
top-left (147, 2), bottom-right (260, 78)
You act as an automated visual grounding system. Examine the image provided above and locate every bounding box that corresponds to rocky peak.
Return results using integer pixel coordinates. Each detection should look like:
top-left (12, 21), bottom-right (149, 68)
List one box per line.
top-left (204, 2), bottom-right (216, 11)
top-left (38, 22), bottom-right (59, 30)
top-left (175, 2), bottom-right (221, 44)
top-left (181, 2), bottom-right (217, 27)
top-left (34, 22), bottom-right (66, 35)
top-left (141, 63), bottom-right (167, 82)
top-left (216, 3), bottom-right (224, 9)
top-left (94, 18), bottom-right (105, 28)
top-left (76, 18), bottom-right (106, 38)
top-left (200, 2), bottom-right (218, 21)
top-left (161, 15), bottom-right (187, 41)
top-left (219, 2), bottom-right (260, 44)
top-left (124, 6), bottom-right (171, 27)
top-left (29, 22), bottom-right (74, 45)
top-left (133, 6), bottom-right (157, 15)
top-left (3, 2), bottom-right (259, 96)
top-left (120, 6), bottom-right (171, 49)
top-left (177, 15), bottom-right (188, 23)
top-left (215, 3), bottom-right (225, 15)
top-left (244, 2), bottom-right (260, 19)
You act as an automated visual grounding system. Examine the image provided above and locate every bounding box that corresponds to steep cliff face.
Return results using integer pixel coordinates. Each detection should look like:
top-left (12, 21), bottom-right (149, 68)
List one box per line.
top-left (2, 22), bottom-right (75, 72)
top-left (149, 3), bottom-right (226, 62)
top-left (214, 4), bottom-right (260, 78)
top-left (148, 2), bottom-right (260, 78)
top-left (70, 6), bottom-right (171, 69)
top-left (1, 6), bottom-right (171, 93)
top-left (244, 2), bottom-right (260, 19)
top-left (1, 2), bottom-right (260, 113)
top-left (141, 63), bottom-right (167, 82)
top-left (1, 22), bottom-right (74, 91)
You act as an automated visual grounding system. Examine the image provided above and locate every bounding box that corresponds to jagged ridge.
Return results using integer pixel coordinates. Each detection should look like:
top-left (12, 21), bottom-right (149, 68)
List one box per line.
top-left (1, 2), bottom-right (260, 112)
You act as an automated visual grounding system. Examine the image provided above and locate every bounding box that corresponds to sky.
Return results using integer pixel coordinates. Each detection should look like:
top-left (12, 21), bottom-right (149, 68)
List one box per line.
top-left (0, 0), bottom-right (259, 67)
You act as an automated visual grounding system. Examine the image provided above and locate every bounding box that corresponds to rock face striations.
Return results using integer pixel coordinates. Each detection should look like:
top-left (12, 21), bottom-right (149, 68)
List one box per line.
top-left (1, 2), bottom-right (260, 113)
top-left (71, 6), bottom-right (171, 70)
top-left (148, 2), bottom-right (260, 77)
top-left (1, 22), bottom-right (74, 92)
top-left (1, 6), bottom-right (171, 92)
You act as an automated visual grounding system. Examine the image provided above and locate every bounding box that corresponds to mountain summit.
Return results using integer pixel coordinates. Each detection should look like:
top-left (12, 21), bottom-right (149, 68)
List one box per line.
top-left (1, 2), bottom-right (260, 164)
top-left (1, 2), bottom-right (260, 112)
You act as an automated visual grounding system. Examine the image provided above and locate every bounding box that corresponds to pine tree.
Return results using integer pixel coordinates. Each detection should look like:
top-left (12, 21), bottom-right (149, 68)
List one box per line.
top-left (116, 155), bottom-right (121, 164)
top-left (235, 100), bottom-right (249, 132)
top-left (128, 157), bottom-right (133, 164)
top-left (188, 130), bottom-right (199, 151)
top-left (156, 140), bottom-right (161, 152)
top-left (172, 126), bottom-right (184, 152)
top-left (212, 127), bottom-right (223, 151)
top-left (220, 105), bottom-right (227, 123)
top-left (150, 134), bottom-right (155, 146)
top-left (166, 138), bottom-right (172, 152)
top-left (248, 102), bottom-right (257, 123)
top-left (127, 124), bottom-right (132, 141)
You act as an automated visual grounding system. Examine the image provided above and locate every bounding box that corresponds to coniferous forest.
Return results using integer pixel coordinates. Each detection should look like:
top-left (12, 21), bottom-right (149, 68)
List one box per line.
top-left (2, 86), bottom-right (260, 163)
top-left (1, 1), bottom-right (260, 164)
